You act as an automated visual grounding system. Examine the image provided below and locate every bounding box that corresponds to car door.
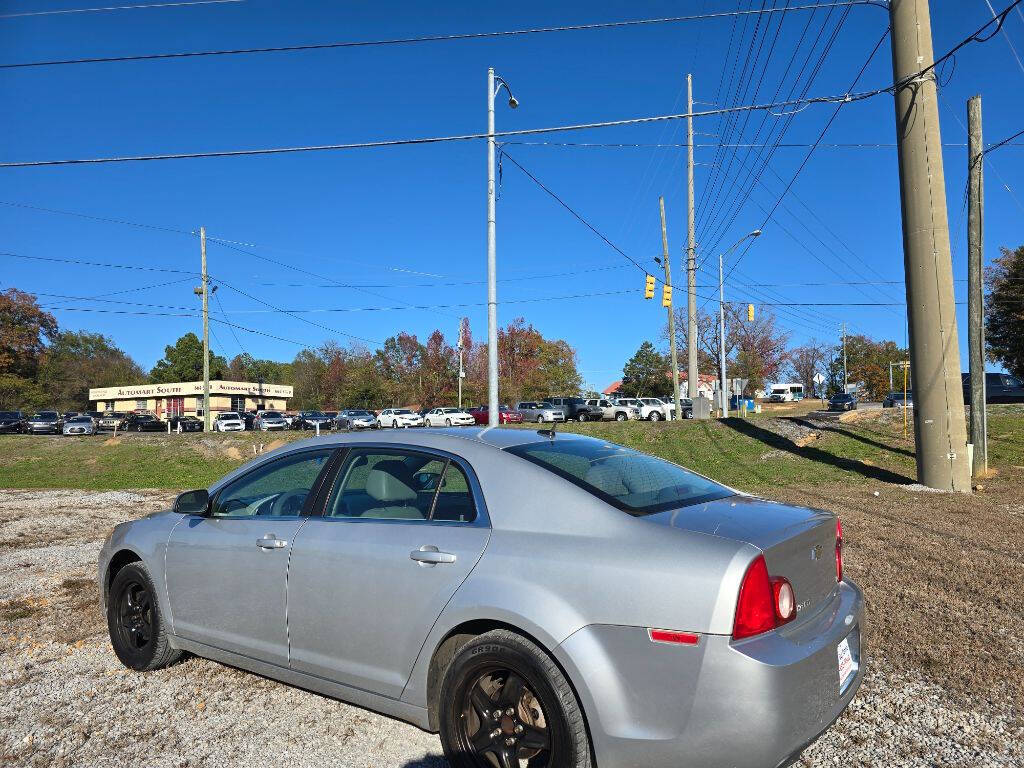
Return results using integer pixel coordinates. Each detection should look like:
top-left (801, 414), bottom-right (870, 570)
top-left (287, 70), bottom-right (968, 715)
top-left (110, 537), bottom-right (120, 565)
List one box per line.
top-left (164, 448), bottom-right (336, 666)
top-left (288, 446), bottom-right (490, 698)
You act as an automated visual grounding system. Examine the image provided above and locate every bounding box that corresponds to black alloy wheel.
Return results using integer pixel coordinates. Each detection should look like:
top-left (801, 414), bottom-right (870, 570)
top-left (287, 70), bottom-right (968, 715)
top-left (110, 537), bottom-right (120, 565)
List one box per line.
top-left (440, 630), bottom-right (591, 768)
top-left (106, 562), bottom-right (180, 671)
top-left (615, 412), bottom-right (627, 421)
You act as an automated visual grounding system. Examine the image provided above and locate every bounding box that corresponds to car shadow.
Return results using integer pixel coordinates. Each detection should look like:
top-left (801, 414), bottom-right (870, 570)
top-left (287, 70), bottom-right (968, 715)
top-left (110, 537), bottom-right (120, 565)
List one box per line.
top-left (400, 758), bottom-right (448, 768)
top-left (722, 417), bottom-right (915, 485)
top-left (788, 417), bottom-right (916, 459)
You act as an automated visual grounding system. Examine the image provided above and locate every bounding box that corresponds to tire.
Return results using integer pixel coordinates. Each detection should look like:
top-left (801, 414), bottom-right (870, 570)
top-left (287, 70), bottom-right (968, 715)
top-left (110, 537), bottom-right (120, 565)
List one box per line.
top-left (576, 413), bottom-right (587, 422)
top-left (107, 562), bottom-right (181, 672)
top-left (445, 418), bottom-right (452, 427)
top-left (537, 414), bottom-right (544, 424)
top-left (648, 411), bottom-right (661, 421)
top-left (438, 629), bottom-right (591, 768)
top-left (615, 412), bottom-right (627, 422)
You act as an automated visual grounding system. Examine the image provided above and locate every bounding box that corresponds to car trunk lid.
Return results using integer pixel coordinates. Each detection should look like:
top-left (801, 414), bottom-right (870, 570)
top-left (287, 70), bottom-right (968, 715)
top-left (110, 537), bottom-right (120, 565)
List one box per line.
top-left (644, 495), bottom-right (838, 623)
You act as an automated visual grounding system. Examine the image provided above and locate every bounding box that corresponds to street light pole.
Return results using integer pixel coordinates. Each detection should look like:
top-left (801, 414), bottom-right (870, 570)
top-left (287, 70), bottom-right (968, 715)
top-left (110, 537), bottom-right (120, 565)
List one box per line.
top-left (486, 68), bottom-right (518, 428)
top-left (717, 230), bottom-right (761, 417)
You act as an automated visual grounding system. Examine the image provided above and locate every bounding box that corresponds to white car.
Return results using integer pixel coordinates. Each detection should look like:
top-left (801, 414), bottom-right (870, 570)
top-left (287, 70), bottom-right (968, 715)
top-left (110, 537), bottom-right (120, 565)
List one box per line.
top-left (377, 408), bottom-right (424, 428)
top-left (614, 398), bottom-right (672, 421)
top-left (213, 412), bottom-right (245, 432)
top-left (585, 398), bottom-right (639, 422)
top-left (423, 407), bottom-right (475, 427)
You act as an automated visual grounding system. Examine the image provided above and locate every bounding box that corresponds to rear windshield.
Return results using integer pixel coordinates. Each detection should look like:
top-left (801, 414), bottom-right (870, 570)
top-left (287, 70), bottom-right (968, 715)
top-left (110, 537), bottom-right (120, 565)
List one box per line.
top-left (506, 439), bottom-right (733, 515)
top-left (261, 412), bottom-right (282, 418)
top-left (0, 412), bottom-right (21, 418)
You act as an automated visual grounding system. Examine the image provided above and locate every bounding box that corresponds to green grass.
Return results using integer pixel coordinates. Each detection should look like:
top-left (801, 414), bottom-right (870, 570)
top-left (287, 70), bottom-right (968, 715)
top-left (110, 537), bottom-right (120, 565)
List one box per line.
top-left (0, 406), bottom-right (1020, 491)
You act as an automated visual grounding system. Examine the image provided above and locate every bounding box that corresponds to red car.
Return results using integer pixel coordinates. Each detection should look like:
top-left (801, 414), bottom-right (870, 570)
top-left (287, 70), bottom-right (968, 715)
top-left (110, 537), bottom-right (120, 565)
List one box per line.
top-left (468, 405), bottom-right (524, 425)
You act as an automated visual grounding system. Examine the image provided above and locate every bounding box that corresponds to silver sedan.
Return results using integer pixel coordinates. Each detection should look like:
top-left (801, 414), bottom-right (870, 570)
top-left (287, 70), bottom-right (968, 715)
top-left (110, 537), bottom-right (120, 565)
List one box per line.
top-left (99, 428), bottom-right (863, 768)
top-left (63, 415), bottom-right (97, 436)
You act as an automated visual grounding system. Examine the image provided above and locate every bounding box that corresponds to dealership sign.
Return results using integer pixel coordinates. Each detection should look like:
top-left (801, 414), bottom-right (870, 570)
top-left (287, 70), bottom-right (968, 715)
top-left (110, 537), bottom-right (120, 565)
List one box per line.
top-left (89, 380), bottom-right (294, 400)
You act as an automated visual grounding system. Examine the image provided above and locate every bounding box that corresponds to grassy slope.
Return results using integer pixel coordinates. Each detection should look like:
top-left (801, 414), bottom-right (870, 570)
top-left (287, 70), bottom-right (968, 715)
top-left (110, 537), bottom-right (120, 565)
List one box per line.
top-left (0, 406), bottom-right (1020, 491)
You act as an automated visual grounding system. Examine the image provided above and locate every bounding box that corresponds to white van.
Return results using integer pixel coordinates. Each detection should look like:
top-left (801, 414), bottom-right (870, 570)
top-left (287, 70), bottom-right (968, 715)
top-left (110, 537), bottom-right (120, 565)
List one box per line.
top-left (768, 383), bottom-right (805, 402)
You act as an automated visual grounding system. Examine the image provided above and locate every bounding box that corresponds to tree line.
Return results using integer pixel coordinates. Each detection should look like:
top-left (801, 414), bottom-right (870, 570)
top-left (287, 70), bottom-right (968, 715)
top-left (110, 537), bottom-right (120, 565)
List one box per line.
top-left (0, 289), bottom-right (582, 411)
top-left (4, 247), bottom-right (1022, 413)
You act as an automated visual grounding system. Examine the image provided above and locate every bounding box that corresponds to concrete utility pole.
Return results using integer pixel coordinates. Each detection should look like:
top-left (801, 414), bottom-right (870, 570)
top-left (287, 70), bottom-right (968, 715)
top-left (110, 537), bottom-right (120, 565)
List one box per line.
top-left (486, 68), bottom-right (518, 427)
top-left (660, 197), bottom-right (683, 418)
top-left (842, 322), bottom-right (848, 393)
top-left (457, 321), bottom-right (465, 411)
top-left (967, 94), bottom-right (988, 477)
top-left (686, 73), bottom-right (700, 413)
top-left (889, 0), bottom-right (971, 491)
top-left (197, 227), bottom-right (211, 432)
top-left (718, 252), bottom-right (728, 417)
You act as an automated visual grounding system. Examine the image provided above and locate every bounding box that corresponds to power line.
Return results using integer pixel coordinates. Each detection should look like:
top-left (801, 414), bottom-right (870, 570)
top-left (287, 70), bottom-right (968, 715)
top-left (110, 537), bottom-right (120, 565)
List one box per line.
top-left (0, 91), bottom-right (900, 169)
top-left (1, 250), bottom-right (196, 275)
top-left (0, 2), bottom-right (881, 69)
top-left (0, 0), bottom-right (244, 20)
top-left (0, 200), bottom-right (193, 234)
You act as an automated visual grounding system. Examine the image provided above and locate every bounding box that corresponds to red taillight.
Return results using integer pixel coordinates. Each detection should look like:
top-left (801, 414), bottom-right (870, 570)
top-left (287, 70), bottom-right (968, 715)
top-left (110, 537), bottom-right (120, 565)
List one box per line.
top-left (732, 555), bottom-right (776, 640)
top-left (835, 518), bottom-right (844, 583)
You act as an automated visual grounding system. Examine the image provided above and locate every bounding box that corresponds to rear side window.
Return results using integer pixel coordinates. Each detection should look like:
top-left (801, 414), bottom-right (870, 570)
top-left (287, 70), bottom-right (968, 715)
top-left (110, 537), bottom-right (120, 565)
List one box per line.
top-left (325, 449), bottom-right (477, 523)
top-left (506, 439), bottom-right (732, 516)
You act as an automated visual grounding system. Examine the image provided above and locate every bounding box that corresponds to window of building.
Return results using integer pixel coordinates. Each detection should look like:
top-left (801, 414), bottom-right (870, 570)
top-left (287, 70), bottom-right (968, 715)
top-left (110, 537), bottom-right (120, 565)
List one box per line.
top-left (104, 400), bottom-right (115, 411)
top-left (135, 399), bottom-right (147, 410)
top-left (166, 397), bottom-right (185, 417)
top-left (230, 395), bottom-right (246, 413)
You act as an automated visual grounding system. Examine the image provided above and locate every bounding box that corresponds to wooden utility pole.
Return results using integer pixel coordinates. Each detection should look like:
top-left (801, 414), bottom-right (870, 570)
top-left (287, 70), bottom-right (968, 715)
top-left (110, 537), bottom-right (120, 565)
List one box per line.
top-left (889, 0), bottom-right (971, 491)
top-left (967, 94), bottom-right (988, 477)
top-left (661, 197), bottom-right (682, 418)
top-left (686, 73), bottom-right (700, 413)
top-left (195, 227), bottom-right (211, 432)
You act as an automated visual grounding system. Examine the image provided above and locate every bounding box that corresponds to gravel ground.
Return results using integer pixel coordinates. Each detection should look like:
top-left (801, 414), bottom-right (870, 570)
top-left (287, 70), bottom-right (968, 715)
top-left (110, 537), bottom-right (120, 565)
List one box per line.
top-left (2, 488), bottom-right (1021, 767)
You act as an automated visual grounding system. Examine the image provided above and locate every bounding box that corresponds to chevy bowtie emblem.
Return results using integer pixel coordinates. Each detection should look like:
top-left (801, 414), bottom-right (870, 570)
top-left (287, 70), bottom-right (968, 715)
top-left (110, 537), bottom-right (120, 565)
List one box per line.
top-left (811, 544), bottom-right (823, 560)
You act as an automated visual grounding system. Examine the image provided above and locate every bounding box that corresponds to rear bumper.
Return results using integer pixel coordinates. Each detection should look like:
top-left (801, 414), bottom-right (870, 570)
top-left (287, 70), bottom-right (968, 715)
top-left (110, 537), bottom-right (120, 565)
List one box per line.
top-left (555, 580), bottom-right (865, 768)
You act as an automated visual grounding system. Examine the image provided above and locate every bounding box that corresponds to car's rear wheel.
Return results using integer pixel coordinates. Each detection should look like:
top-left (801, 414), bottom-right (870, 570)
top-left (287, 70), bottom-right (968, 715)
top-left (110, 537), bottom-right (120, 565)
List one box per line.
top-left (576, 413), bottom-right (587, 422)
top-left (107, 562), bottom-right (180, 672)
top-left (439, 630), bottom-right (591, 768)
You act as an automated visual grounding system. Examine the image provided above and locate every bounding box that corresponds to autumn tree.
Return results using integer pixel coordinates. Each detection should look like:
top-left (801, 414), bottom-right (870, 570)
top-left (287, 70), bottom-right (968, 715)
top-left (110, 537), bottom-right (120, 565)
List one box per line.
top-left (225, 353), bottom-right (292, 385)
top-left (0, 289), bottom-right (57, 390)
top-left (731, 308), bottom-right (790, 395)
top-left (150, 333), bottom-right (228, 383)
top-left (986, 244), bottom-right (1024, 377)
top-left (621, 341), bottom-right (667, 397)
top-left (788, 340), bottom-right (830, 397)
top-left (38, 331), bottom-right (146, 411)
top-left (664, 306), bottom-right (730, 376)
top-left (828, 334), bottom-right (907, 400)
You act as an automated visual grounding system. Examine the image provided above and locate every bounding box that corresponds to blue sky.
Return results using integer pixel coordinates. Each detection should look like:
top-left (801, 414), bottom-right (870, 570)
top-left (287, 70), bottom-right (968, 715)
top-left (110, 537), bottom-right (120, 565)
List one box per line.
top-left (2, 0), bottom-right (1022, 392)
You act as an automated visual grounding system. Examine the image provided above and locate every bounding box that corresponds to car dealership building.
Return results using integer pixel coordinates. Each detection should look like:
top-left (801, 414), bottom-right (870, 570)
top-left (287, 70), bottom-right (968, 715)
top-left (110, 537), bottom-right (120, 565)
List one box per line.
top-left (89, 380), bottom-right (294, 419)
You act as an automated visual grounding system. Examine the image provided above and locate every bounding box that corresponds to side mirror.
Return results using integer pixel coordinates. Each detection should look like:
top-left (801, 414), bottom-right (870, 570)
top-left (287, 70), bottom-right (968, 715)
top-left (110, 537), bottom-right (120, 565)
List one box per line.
top-left (174, 489), bottom-right (209, 516)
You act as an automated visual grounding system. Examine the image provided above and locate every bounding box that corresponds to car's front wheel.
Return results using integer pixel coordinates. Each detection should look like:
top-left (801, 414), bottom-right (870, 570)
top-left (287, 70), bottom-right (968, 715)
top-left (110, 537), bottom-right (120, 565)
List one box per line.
top-left (107, 562), bottom-right (181, 672)
top-left (576, 413), bottom-right (587, 422)
top-left (648, 411), bottom-right (661, 421)
top-left (439, 630), bottom-right (591, 768)
top-left (615, 411), bottom-right (627, 421)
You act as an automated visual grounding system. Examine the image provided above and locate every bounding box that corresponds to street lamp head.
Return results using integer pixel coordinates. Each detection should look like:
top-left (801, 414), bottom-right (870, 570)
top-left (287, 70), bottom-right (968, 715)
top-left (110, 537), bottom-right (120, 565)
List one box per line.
top-left (750, 229), bottom-right (762, 238)
top-left (508, 94), bottom-right (519, 109)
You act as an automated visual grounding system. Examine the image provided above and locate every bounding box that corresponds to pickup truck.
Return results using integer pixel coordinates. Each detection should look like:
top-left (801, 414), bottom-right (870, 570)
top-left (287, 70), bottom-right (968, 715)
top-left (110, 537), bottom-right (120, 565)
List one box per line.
top-left (585, 398), bottom-right (639, 421)
top-left (546, 397), bottom-right (604, 422)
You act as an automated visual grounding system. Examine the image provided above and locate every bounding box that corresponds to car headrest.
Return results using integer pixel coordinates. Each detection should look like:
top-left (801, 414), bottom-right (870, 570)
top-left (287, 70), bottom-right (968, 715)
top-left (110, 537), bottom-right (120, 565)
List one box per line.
top-left (366, 462), bottom-right (417, 502)
top-left (584, 463), bottom-right (632, 497)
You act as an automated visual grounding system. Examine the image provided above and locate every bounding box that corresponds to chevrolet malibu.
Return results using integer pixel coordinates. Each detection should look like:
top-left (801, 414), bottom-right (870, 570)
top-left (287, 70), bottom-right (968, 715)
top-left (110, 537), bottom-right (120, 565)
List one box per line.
top-left (99, 428), bottom-right (863, 768)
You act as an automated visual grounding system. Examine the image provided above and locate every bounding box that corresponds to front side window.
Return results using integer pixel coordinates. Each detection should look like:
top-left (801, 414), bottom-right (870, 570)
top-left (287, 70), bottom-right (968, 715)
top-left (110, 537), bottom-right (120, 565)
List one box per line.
top-left (507, 438), bottom-right (732, 516)
top-left (211, 449), bottom-right (333, 519)
top-left (325, 449), bottom-right (476, 522)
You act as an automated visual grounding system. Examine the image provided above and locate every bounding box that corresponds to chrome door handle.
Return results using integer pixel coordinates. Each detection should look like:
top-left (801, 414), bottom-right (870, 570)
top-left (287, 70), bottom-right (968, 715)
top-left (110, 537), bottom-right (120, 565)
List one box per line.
top-left (256, 534), bottom-right (288, 549)
top-left (410, 545), bottom-right (456, 565)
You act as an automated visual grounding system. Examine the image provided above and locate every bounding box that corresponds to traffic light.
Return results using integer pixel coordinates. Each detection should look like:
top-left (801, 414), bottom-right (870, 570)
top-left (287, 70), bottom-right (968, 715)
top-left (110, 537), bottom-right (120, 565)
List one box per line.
top-left (644, 274), bottom-right (655, 299)
top-left (662, 284), bottom-right (672, 308)
top-left (747, 303), bottom-right (755, 322)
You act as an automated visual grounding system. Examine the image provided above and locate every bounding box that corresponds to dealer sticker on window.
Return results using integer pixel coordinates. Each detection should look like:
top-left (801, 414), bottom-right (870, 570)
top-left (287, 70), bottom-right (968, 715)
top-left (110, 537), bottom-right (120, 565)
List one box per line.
top-left (837, 637), bottom-right (855, 688)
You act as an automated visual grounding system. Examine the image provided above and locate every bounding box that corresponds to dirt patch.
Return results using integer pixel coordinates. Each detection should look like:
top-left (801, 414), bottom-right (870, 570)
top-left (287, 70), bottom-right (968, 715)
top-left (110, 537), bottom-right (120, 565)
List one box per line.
top-left (102, 437), bottom-right (121, 446)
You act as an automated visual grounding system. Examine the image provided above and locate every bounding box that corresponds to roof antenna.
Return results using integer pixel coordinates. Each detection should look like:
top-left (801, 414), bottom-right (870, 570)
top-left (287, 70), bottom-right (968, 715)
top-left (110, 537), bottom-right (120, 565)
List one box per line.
top-left (537, 420), bottom-right (556, 440)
